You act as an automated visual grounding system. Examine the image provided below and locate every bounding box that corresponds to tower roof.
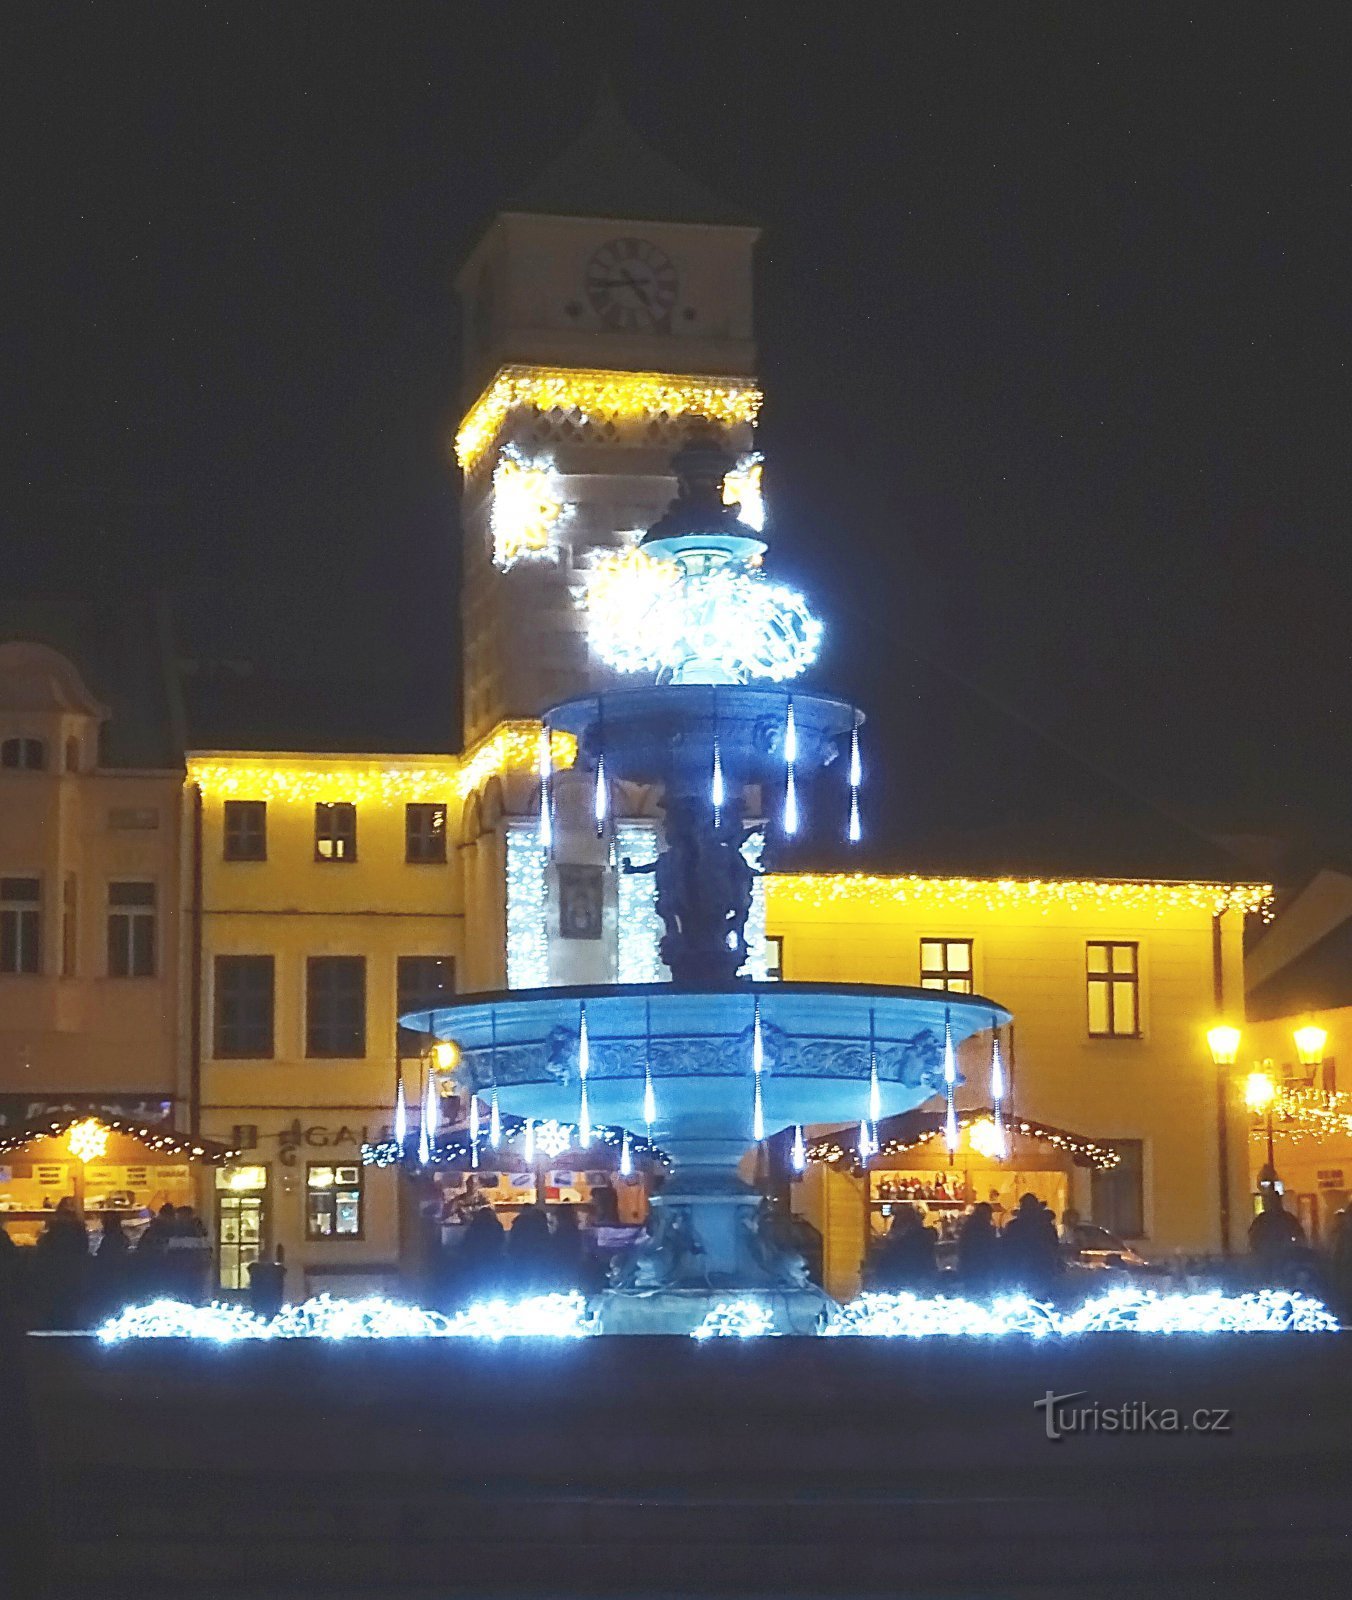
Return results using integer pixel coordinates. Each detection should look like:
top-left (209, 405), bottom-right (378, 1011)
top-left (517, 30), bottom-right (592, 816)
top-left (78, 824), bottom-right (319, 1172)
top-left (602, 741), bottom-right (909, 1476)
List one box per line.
top-left (503, 96), bottom-right (758, 229)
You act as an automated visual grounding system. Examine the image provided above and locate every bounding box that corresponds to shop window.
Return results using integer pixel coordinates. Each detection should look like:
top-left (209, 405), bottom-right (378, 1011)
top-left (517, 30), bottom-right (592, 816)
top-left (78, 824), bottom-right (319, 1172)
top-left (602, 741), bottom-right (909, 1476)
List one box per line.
top-left (314, 802), bottom-right (357, 862)
top-left (306, 956), bottom-right (366, 1058)
top-left (0, 878), bottom-right (41, 975)
top-left (107, 881), bottom-right (156, 977)
top-left (214, 955), bottom-right (275, 1058)
top-left (1, 737), bottom-right (45, 770)
top-left (1091, 1139), bottom-right (1145, 1239)
top-left (306, 1163), bottom-right (363, 1239)
top-left (1086, 942), bottom-right (1140, 1037)
top-left (224, 800), bottom-right (267, 861)
top-left (920, 938), bottom-right (974, 993)
top-left (405, 802), bottom-right (448, 863)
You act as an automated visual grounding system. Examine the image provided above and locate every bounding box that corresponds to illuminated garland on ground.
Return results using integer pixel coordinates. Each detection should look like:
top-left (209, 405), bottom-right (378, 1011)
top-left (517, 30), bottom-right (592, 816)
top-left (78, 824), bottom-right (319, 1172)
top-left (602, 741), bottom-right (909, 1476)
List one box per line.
top-left (361, 1115), bottom-right (670, 1171)
top-left (823, 1287), bottom-right (1339, 1337)
top-left (768, 873), bottom-right (1273, 921)
top-left (455, 365), bottom-right (763, 474)
top-left (189, 725), bottom-right (576, 807)
top-left (0, 1115), bottom-right (236, 1165)
top-left (96, 1285), bottom-right (1338, 1342)
top-left (806, 1108), bottom-right (1121, 1173)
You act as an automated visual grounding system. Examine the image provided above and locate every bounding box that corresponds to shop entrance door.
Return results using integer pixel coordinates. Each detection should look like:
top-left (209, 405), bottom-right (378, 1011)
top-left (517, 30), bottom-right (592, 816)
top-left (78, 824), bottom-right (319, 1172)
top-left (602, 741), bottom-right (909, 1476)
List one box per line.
top-left (218, 1193), bottom-right (265, 1290)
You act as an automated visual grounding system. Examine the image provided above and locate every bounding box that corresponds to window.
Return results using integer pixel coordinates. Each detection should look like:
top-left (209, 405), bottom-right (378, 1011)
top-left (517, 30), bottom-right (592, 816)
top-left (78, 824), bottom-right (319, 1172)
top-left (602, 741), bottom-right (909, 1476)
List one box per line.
top-left (1086, 942), bottom-right (1140, 1037)
top-left (314, 802), bottom-right (357, 862)
top-left (0, 878), bottom-right (41, 974)
top-left (1, 737), bottom-right (45, 770)
top-left (920, 938), bottom-right (974, 994)
top-left (62, 873), bottom-right (77, 977)
top-left (107, 882), bottom-right (156, 977)
top-left (405, 802), bottom-right (448, 863)
top-left (306, 1163), bottom-right (363, 1239)
top-left (214, 956), bottom-right (275, 1058)
top-left (307, 956), bottom-right (366, 1057)
top-left (397, 956), bottom-right (456, 1049)
top-left (1091, 1139), bottom-right (1145, 1239)
top-left (224, 800), bottom-right (267, 861)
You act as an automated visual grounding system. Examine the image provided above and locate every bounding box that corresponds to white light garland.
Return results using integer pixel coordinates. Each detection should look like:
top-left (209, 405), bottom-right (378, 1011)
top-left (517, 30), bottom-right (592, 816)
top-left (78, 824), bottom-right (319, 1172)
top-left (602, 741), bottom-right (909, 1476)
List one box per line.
top-left (491, 448), bottom-right (565, 570)
top-left (505, 827), bottom-right (549, 989)
top-left (692, 1300), bottom-right (778, 1339)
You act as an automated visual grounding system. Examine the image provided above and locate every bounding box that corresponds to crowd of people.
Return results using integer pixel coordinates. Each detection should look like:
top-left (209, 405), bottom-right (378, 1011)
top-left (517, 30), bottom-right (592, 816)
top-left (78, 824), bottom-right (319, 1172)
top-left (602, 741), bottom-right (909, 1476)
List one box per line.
top-left (0, 1200), bottom-right (212, 1329)
top-left (430, 1199), bottom-right (610, 1307)
top-left (866, 1194), bottom-right (1065, 1295)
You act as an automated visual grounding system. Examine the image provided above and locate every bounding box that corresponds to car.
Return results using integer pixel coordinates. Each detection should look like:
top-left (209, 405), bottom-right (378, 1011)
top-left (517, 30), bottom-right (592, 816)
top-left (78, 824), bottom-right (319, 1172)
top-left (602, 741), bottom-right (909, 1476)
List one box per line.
top-left (1064, 1222), bottom-right (1162, 1274)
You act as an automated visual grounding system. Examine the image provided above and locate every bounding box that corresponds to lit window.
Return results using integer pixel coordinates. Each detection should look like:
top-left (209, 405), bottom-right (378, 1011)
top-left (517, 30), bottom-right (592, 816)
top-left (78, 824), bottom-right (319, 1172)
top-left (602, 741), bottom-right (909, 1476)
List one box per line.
top-left (920, 939), bottom-right (974, 994)
top-left (314, 802), bottom-right (357, 862)
top-left (224, 800), bottom-right (268, 861)
top-left (306, 956), bottom-right (366, 1058)
top-left (763, 935), bottom-right (784, 980)
top-left (107, 881), bottom-right (156, 977)
top-left (0, 878), bottom-right (41, 975)
top-left (1087, 942), bottom-right (1140, 1038)
top-left (306, 1164), bottom-right (363, 1239)
top-left (1, 737), bottom-right (45, 771)
top-left (214, 956), bottom-right (275, 1058)
top-left (405, 803), bottom-right (448, 864)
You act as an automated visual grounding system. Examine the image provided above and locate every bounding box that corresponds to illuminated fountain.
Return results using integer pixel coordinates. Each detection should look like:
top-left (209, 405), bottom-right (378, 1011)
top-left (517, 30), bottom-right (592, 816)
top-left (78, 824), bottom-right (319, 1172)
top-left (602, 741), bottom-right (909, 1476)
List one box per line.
top-left (404, 434), bottom-right (1012, 1333)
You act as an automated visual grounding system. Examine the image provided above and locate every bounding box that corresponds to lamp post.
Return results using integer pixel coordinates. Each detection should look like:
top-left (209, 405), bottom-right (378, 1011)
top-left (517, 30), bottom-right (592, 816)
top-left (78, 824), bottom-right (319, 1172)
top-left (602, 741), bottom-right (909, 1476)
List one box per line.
top-left (1293, 1022), bottom-right (1328, 1088)
top-left (1207, 1024), bottom-right (1242, 1251)
top-left (1245, 1069), bottom-right (1278, 1194)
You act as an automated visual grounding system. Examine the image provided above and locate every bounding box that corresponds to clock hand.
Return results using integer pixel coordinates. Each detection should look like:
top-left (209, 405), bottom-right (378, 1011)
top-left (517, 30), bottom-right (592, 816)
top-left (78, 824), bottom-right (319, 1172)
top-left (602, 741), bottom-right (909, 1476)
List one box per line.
top-left (617, 268), bottom-right (653, 308)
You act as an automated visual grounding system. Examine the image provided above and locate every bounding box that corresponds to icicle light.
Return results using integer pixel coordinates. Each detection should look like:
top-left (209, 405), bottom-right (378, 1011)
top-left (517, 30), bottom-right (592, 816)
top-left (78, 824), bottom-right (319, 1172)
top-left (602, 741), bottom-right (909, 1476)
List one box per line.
top-left (847, 722), bottom-right (862, 844)
top-left (578, 1003), bottom-right (592, 1145)
top-left (594, 753), bottom-right (608, 836)
top-left (619, 1128), bottom-right (633, 1178)
top-left (469, 1093), bottom-right (481, 1170)
top-left (791, 1123), bottom-right (807, 1174)
top-left (752, 998), bottom-right (766, 1142)
top-left (523, 1116), bottom-right (535, 1165)
top-left (711, 732), bottom-right (725, 828)
top-left (393, 1078), bottom-right (407, 1149)
top-left (489, 1091), bottom-right (502, 1149)
top-left (989, 1020), bottom-right (1008, 1160)
top-left (537, 724), bottom-right (552, 850)
top-left (783, 700), bottom-right (799, 836)
top-left (943, 1014), bottom-right (959, 1158)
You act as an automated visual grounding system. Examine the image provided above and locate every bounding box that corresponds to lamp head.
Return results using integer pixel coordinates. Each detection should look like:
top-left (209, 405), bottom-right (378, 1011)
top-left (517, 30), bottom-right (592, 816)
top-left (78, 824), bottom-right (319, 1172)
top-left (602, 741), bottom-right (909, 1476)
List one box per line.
top-left (1293, 1023), bottom-right (1328, 1068)
top-left (1206, 1024), bottom-right (1242, 1067)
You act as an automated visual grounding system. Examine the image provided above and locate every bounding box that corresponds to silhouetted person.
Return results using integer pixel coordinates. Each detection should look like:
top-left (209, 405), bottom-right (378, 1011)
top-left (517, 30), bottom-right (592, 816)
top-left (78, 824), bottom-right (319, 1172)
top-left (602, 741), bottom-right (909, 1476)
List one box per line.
top-left (0, 1218), bottom-right (21, 1328)
top-left (166, 1206), bottom-right (211, 1303)
top-left (1001, 1193), bottom-right (1062, 1295)
top-left (589, 1183), bottom-right (620, 1228)
top-left (35, 1198), bottom-right (88, 1328)
top-left (454, 1206), bottom-right (506, 1302)
top-left (506, 1207), bottom-right (554, 1292)
top-left (1328, 1207), bottom-right (1352, 1320)
top-left (957, 1202), bottom-right (1001, 1291)
top-left (872, 1204), bottom-right (939, 1289)
top-left (248, 1244), bottom-right (287, 1321)
top-left (549, 1205), bottom-right (585, 1290)
top-left (135, 1202), bottom-right (177, 1298)
top-left (89, 1214), bottom-right (131, 1323)
top-left (1248, 1190), bottom-right (1307, 1282)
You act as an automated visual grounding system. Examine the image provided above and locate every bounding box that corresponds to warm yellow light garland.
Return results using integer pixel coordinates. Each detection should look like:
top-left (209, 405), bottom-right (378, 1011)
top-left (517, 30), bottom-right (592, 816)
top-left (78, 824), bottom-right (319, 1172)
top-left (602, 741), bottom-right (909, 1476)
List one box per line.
top-left (189, 723), bottom-right (576, 806)
top-left (769, 873), bottom-right (1272, 921)
top-left (455, 365), bottom-right (763, 472)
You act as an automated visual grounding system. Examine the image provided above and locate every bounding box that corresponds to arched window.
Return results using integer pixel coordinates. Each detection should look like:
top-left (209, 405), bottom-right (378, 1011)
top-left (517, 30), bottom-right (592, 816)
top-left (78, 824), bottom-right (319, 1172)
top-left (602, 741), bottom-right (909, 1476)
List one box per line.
top-left (1, 737), bottom-right (45, 771)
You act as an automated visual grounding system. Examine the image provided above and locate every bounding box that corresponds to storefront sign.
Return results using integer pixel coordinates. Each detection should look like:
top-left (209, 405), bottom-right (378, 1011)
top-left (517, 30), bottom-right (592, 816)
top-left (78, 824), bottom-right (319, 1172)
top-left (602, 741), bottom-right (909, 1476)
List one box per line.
top-left (276, 1120), bottom-right (380, 1166)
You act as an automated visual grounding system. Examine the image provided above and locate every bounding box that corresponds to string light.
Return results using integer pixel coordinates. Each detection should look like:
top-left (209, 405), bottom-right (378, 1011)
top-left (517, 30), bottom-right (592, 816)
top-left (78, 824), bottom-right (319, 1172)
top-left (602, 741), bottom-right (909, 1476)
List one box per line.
top-left (791, 1123), bottom-right (807, 1174)
top-left (419, 1074), bottom-right (436, 1166)
top-left (783, 700), bottom-right (799, 836)
top-left (847, 723), bottom-right (862, 844)
top-left (711, 732), bottom-right (725, 827)
top-left (768, 873), bottom-right (1273, 921)
top-left (0, 1116), bottom-right (234, 1165)
top-left (490, 448), bottom-right (565, 569)
top-left (752, 998), bottom-right (765, 1141)
top-left (454, 364), bottom-right (763, 475)
top-left (593, 753), bottom-right (608, 837)
top-left (806, 1110), bottom-right (1122, 1173)
top-left (468, 1094), bottom-right (481, 1170)
top-left (857, 1118), bottom-right (874, 1161)
top-left (692, 1301), bottom-right (777, 1339)
top-left (537, 725), bottom-right (552, 850)
top-left (505, 827), bottom-right (549, 989)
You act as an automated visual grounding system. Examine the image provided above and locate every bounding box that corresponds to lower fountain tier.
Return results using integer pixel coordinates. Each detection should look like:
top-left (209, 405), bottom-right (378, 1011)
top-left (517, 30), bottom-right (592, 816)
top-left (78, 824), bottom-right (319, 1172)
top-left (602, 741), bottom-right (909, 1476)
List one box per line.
top-left (411, 982), bottom-right (1011, 1150)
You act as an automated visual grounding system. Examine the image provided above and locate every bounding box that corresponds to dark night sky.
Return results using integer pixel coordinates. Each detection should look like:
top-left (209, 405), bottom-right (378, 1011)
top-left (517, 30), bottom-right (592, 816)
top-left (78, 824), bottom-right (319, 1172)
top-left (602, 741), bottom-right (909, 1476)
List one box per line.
top-left (4, 4), bottom-right (1349, 865)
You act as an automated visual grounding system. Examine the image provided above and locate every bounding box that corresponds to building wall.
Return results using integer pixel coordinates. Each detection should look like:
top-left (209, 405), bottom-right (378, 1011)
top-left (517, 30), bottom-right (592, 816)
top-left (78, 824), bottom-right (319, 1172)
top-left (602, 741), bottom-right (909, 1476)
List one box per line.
top-left (767, 879), bottom-right (1256, 1258)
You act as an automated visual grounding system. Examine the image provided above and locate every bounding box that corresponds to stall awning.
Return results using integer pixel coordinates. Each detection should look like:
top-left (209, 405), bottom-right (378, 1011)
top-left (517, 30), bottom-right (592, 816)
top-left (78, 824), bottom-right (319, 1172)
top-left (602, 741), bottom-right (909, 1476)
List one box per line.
top-left (0, 1114), bottom-right (239, 1165)
top-left (806, 1106), bottom-right (1121, 1173)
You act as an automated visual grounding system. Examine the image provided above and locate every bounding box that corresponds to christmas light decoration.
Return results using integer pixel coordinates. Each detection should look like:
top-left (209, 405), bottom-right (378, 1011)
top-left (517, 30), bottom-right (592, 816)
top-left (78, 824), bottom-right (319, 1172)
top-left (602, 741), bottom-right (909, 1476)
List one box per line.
top-left (189, 724), bottom-right (576, 808)
top-left (468, 1094), bottom-right (481, 1168)
top-left (489, 1091), bottom-right (502, 1149)
top-left (807, 1109), bottom-right (1121, 1173)
top-left (847, 723), bottom-right (862, 843)
top-left (393, 1078), bottom-right (407, 1149)
top-left (616, 822), bottom-right (668, 984)
top-left (490, 448), bottom-right (565, 569)
top-left (768, 873), bottom-right (1273, 920)
top-left (578, 1003), bottom-right (592, 1146)
top-left (505, 826), bottom-right (549, 989)
top-left (692, 1300), bottom-right (777, 1339)
top-left (523, 1117), bottom-right (535, 1164)
top-left (988, 1025), bottom-right (1008, 1159)
top-left (783, 700), bottom-right (799, 836)
top-left (67, 1118), bottom-right (109, 1164)
top-left (791, 1123), bottom-right (807, 1174)
top-left (418, 1075), bottom-right (435, 1166)
top-left (966, 1117), bottom-right (1006, 1160)
top-left (751, 998), bottom-right (765, 1141)
top-left (454, 365), bottom-right (763, 475)
top-left (0, 1113), bottom-right (234, 1164)
top-left (711, 732), bottom-right (725, 826)
top-left (942, 1017), bottom-right (959, 1157)
top-left (593, 753), bottom-right (608, 836)
top-left (857, 1117), bottom-right (874, 1162)
top-left (722, 454), bottom-right (765, 532)
top-left (619, 1128), bottom-right (633, 1178)
top-left (536, 725), bottom-right (552, 850)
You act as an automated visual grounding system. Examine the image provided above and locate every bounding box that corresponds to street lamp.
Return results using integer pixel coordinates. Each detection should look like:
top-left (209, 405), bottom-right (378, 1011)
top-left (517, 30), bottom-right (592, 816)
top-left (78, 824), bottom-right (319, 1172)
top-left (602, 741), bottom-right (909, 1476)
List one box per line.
top-left (1245, 1069), bottom-right (1279, 1193)
top-left (1293, 1022), bottom-right (1328, 1082)
top-left (1207, 1024), bottom-right (1241, 1068)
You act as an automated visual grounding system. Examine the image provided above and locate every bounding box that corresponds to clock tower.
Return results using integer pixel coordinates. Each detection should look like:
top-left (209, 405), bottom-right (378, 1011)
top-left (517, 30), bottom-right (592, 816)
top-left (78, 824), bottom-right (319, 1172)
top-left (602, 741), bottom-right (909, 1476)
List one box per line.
top-left (454, 98), bottom-right (762, 745)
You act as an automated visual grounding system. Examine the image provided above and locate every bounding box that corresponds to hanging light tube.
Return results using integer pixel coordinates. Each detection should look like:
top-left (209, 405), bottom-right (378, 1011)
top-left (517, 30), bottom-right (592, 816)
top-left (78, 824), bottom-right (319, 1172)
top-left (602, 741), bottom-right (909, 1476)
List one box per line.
top-left (989, 1019), bottom-right (1008, 1159)
top-left (711, 732), bottom-right (725, 829)
top-left (783, 699), bottom-right (799, 836)
top-left (537, 724), bottom-right (553, 850)
top-left (847, 720), bottom-right (862, 844)
top-left (752, 997), bottom-right (766, 1141)
top-left (578, 1002), bottom-right (592, 1145)
top-left (393, 1076), bottom-right (407, 1149)
top-left (943, 1012), bottom-right (959, 1159)
top-left (643, 999), bottom-right (657, 1137)
top-left (791, 1123), bottom-right (807, 1174)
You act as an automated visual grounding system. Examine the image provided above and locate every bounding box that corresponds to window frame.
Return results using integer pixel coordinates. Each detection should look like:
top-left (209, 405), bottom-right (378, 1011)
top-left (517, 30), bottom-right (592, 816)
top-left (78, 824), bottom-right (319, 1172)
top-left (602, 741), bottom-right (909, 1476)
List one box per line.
top-left (314, 802), bottom-right (358, 863)
top-left (404, 802), bottom-right (449, 864)
top-left (1, 737), bottom-right (46, 771)
top-left (1090, 1139), bottom-right (1146, 1239)
top-left (107, 880), bottom-right (157, 978)
top-left (213, 955), bottom-right (276, 1060)
top-left (223, 800), bottom-right (268, 862)
top-left (1085, 940), bottom-right (1142, 1039)
top-left (305, 1162), bottom-right (365, 1241)
top-left (0, 876), bottom-right (42, 976)
top-left (919, 937), bottom-right (975, 994)
top-left (306, 955), bottom-right (367, 1059)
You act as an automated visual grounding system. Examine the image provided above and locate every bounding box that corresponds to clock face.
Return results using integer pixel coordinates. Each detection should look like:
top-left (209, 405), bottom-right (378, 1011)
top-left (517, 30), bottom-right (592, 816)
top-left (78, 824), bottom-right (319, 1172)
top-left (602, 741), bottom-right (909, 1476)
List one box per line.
top-left (585, 238), bottom-right (679, 331)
